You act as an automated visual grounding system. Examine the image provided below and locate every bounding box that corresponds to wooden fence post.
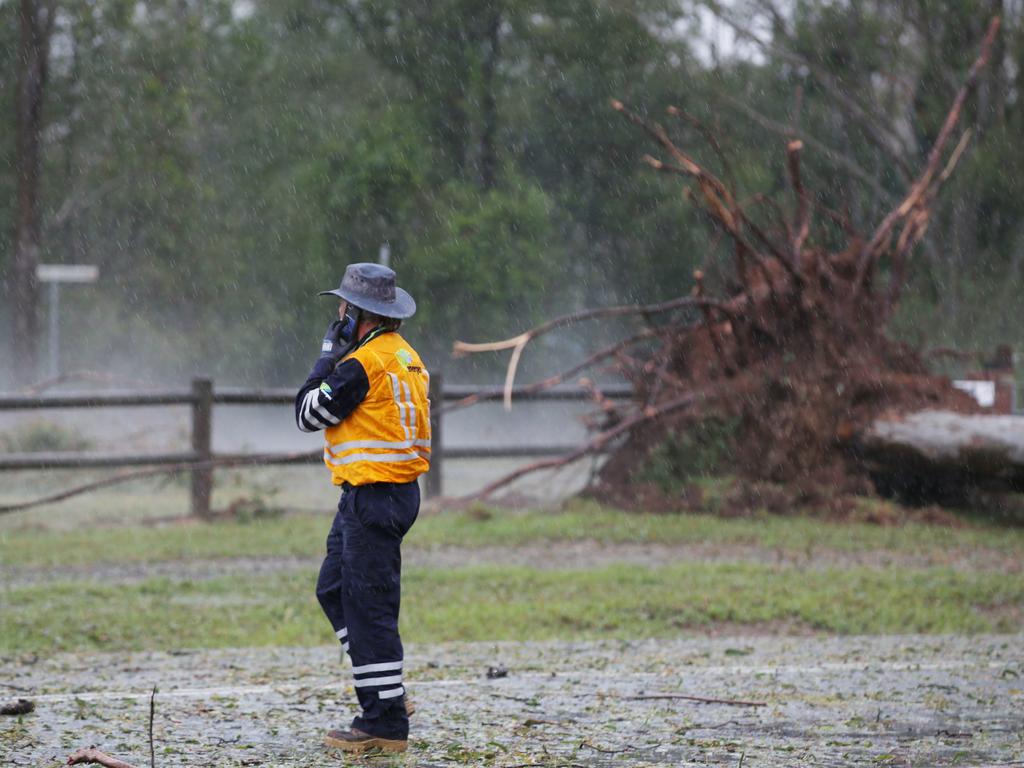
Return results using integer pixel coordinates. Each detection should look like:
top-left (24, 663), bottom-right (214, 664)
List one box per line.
top-left (426, 371), bottom-right (443, 498)
top-left (191, 377), bottom-right (214, 519)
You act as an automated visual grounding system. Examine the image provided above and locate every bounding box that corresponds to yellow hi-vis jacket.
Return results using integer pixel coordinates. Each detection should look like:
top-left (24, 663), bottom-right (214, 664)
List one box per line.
top-left (322, 331), bottom-right (431, 486)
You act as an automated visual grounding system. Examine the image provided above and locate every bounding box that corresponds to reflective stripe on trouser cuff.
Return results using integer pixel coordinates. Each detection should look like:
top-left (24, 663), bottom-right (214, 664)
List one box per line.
top-left (353, 674), bottom-right (403, 688)
top-left (378, 686), bottom-right (405, 700)
top-left (352, 660), bottom-right (402, 675)
top-left (335, 628), bottom-right (348, 641)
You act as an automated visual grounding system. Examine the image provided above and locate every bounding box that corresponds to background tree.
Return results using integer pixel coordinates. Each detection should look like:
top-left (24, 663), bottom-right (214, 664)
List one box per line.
top-left (9, 0), bottom-right (55, 385)
top-left (0, 0), bottom-right (1020, 388)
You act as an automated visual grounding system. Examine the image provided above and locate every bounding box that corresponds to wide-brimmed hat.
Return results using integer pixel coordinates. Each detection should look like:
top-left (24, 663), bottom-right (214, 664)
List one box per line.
top-left (318, 263), bottom-right (416, 319)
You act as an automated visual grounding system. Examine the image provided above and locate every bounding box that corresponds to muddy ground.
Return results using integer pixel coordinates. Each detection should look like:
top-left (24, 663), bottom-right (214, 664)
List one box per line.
top-left (2, 634), bottom-right (1021, 767)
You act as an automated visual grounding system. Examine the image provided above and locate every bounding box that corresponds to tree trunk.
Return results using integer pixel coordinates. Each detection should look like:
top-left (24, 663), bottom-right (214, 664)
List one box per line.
top-left (12, 0), bottom-right (53, 384)
top-left (478, 10), bottom-right (501, 191)
top-left (857, 411), bottom-right (1024, 494)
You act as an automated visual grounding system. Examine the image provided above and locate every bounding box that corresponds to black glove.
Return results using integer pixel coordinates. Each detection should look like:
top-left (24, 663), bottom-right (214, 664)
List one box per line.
top-left (319, 317), bottom-right (356, 364)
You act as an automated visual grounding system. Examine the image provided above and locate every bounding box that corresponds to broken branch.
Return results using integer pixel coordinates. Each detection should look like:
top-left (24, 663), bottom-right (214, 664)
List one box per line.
top-left (853, 17), bottom-right (1000, 296)
top-left (453, 295), bottom-right (705, 409)
top-left (440, 329), bottom-right (661, 415)
top-left (461, 387), bottom-right (713, 501)
top-left (786, 140), bottom-right (810, 267)
top-left (67, 748), bottom-right (138, 768)
top-left (626, 693), bottom-right (767, 707)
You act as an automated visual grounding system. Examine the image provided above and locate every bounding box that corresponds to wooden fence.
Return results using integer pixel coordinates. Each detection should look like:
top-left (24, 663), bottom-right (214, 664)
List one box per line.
top-left (0, 377), bottom-right (633, 515)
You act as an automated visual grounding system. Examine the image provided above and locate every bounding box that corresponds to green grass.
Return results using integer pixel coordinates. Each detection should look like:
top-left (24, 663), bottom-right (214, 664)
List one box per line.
top-left (2, 500), bottom-right (1023, 568)
top-left (2, 562), bottom-right (1021, 655)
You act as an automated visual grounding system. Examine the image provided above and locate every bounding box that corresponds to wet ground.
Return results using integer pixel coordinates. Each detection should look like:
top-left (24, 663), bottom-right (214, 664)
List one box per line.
top-left (3, 634), bottom-right (1021, 767)
top-left (3, 539), bottom-right (1021, 589)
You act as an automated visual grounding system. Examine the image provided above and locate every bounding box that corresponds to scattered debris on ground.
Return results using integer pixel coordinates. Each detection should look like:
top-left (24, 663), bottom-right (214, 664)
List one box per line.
top-left (3, 635), bottom-right (1021, 767)
top-left (1, 699), bottom-right (34, 716)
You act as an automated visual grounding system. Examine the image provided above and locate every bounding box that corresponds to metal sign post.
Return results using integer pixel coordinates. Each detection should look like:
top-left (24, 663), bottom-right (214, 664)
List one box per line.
top-left (34, 264), bottom-right (99, 379)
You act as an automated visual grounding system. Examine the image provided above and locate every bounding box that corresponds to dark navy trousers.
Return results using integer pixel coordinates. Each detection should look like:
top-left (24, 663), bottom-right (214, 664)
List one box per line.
top-left (315, 480), bottom-right (419, 740)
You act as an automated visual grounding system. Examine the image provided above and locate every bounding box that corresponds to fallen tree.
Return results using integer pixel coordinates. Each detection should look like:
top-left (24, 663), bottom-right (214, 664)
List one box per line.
top-left (857, 411), bottom-right (1024, 501)
top-left (455, 17), bottom-right (1021, 509)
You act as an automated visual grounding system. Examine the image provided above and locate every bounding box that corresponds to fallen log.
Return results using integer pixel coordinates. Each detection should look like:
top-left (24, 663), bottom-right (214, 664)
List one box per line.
top-left (856, 411), bottom-right (1024, 495)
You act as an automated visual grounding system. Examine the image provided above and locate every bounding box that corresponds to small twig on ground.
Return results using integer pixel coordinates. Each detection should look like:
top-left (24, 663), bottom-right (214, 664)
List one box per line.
top-left (66, 748), bottom-right (138, 768)
top-left (580, 740), bottom-right (636, 754)
top-left (492, 693), bottom-right (536, 704)
top-left (676, 719), bottom-right (742, 733)
top-left (627, 693), bottom-right (767, 707)
top-left (148, 685), bottom-right (157, 768)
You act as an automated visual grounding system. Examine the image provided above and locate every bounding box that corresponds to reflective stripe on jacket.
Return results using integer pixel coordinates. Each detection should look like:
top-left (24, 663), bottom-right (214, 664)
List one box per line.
top-left (322, 331), bottom-right (431, 486)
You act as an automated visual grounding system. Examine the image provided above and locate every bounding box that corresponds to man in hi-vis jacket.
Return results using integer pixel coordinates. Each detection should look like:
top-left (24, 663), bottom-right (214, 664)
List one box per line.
top-left (295, 262), bottom-right (430, 754)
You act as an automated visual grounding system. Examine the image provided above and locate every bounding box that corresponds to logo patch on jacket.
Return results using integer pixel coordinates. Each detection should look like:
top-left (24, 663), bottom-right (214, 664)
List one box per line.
top-left (395, 348), bottom-right (414, 371)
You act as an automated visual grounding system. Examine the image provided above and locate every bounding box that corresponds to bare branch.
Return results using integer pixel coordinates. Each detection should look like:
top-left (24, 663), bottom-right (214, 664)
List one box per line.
top-left (786, 140), bottom-right (810, 267)
top-left (452, 294), bottom-right (711, 409)
top-left (853, 17), bottom-right (1000, 296)
top-left (643, 153), bottom-right (799, 280)
top-left (710, 0), bottom-right (915, 178)
top-left (666, 105), bottom-right (737, 194)
top-left (461, 387), bottom-right (713, 501)
top-left (453, 295), bottom-right (701, 357)
top-left (440, 329), bottom-right (662, 415)
top-left (716, 92), bottom-right (900, 207)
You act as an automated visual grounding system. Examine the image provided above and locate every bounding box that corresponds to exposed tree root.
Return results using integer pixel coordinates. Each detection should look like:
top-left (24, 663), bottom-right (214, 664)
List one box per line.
top-left (454, 17), bottom-right (1002, 507)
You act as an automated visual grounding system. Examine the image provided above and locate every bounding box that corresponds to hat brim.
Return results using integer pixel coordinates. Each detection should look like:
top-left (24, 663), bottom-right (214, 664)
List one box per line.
top-left (317, 286), bottom-right (417, 319)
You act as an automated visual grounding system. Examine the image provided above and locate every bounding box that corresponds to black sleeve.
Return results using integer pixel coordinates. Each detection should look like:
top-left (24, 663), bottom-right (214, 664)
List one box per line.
top-left (295, 357), bottom-right (370, 433)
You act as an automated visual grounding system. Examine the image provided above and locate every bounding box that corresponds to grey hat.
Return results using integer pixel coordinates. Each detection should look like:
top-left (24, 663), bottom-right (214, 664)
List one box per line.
top-left (318, 263), bottom-right (416, 319)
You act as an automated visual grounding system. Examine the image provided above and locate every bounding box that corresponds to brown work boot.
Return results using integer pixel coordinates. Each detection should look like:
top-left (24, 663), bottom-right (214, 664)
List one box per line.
top-left (404, 695), bottom-right (416, 717)
top-left (324, 727), bottom-right (407, 754)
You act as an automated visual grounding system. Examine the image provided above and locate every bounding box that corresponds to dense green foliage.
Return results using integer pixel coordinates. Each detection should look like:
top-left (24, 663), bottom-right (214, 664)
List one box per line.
top-left (1, 0), bottom-right (1021, 385)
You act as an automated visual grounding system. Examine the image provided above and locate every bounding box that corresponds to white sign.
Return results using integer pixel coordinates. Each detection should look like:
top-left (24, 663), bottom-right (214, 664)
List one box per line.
top-left (35, 264), bottom-right (99, 283)
top-left (953, 379), bottom-right (996, 408)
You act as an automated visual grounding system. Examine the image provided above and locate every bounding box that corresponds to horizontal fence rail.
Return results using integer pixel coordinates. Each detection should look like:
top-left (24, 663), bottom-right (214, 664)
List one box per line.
top-left (0, 384), bottom-right (634, 409)
top-left (0, 451), bottom-right (197, 470)
top-left (0, 390), bottom-right (197, 410)
top-left (0, 377), bottom-right (635, 514)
